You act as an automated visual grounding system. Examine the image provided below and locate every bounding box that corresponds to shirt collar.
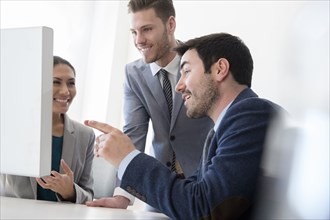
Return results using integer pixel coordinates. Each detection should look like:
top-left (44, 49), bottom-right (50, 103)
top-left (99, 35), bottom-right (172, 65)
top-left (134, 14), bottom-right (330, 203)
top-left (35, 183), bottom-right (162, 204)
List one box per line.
top-left (150, 54), bottom-right (181, 77)
top-left (213, 100), bottom-right (234, 132)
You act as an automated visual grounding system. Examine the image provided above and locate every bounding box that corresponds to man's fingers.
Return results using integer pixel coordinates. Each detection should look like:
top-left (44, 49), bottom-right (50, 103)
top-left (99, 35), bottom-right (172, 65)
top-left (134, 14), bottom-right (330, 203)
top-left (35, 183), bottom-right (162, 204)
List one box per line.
top-left (84, 120), bottom-right (115, 134)
top-left (85, 198), bottom-right (107, 207)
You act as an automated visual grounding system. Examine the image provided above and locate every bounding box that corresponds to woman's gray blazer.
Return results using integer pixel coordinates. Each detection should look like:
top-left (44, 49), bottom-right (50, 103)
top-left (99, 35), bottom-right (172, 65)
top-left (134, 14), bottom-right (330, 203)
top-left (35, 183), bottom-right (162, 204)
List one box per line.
top-left (0, 114), bottom-right (95, 204)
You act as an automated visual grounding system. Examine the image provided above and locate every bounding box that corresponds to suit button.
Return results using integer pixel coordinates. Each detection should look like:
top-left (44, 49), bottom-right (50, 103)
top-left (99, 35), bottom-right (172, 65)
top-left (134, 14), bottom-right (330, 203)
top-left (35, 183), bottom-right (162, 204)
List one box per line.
top-left (166, 162), bottom-right (171, 167)
top-left (170, 135), bottom-right (175, 141)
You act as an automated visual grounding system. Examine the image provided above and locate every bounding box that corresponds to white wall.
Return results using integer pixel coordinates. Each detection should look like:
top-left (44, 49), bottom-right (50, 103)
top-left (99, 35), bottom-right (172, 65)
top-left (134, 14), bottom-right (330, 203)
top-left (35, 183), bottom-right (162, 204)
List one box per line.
top-left (1, 0), bottom-right (328, 125)
top-left (1, 1), bottom-right (129, 133)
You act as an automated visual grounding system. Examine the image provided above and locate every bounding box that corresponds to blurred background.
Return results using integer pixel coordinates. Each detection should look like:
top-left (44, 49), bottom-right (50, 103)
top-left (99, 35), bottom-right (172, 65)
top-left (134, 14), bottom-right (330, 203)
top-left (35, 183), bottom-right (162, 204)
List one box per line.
top-left (1, 1), bottom-right (329, 218)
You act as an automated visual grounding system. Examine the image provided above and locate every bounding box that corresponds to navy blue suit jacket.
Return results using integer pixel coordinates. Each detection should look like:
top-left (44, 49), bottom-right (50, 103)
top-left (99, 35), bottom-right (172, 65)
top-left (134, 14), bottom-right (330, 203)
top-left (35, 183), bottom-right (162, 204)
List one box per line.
top-left (121, 88), bottom-right (282, 219)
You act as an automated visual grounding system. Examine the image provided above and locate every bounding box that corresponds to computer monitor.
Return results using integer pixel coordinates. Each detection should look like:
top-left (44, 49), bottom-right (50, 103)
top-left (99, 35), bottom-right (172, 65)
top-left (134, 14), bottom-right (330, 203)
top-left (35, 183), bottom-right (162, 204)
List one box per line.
top-left (0, 26), bottom-right (53, 177)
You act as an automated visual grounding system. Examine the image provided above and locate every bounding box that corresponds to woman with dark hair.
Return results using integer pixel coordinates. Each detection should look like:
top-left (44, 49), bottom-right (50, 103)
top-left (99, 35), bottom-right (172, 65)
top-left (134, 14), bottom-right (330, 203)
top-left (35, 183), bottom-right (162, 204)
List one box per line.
top-left (1, 56), bottom-right (95, 204)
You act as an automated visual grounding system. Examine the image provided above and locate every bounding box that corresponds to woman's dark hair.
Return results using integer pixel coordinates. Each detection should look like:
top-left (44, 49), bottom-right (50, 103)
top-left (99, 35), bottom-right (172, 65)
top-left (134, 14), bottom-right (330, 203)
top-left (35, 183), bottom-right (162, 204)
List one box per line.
top-left (53, 56), bottom-right (76, 76)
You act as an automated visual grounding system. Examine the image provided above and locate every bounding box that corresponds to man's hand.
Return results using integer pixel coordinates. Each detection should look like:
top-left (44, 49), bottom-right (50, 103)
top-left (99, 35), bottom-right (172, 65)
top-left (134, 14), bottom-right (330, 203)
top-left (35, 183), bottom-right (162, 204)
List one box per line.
top-left (85, 196), bottom-right (130, 209)
top-left (84, 120), bottom-right (136, 168)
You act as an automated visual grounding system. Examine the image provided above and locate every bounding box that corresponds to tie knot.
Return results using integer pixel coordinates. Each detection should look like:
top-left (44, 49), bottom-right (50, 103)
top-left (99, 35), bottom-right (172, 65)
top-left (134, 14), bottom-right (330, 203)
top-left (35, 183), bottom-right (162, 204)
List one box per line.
top-left (159, 69), bottom-right (168, 77)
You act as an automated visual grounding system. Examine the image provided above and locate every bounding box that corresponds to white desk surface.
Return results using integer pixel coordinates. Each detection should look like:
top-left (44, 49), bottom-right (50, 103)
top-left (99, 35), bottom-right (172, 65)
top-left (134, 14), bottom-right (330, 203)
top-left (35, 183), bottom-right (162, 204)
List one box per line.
top-left (0, 196), bottom-right (169, 219)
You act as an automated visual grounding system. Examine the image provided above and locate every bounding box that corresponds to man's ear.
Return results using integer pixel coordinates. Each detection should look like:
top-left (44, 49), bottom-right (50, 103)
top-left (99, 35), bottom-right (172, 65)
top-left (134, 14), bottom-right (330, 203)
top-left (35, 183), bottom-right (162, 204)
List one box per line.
top-left (167, 16), bottom-right (176, 34)
top-left (215, 58), bottom-right (230, 82)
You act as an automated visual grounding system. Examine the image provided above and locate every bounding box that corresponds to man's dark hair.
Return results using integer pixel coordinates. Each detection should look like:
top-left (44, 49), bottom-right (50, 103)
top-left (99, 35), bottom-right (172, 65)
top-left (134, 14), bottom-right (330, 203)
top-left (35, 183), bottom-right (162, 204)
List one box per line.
top-left (175, 33), bottom-right (254, 88)
top-left (127, 0), bottom-right (175, 24)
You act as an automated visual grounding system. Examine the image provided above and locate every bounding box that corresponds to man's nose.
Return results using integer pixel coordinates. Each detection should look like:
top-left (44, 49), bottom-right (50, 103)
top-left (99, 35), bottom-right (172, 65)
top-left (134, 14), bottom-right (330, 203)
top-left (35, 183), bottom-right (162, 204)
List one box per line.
top-left (175, 75), bottom-right (185, 93)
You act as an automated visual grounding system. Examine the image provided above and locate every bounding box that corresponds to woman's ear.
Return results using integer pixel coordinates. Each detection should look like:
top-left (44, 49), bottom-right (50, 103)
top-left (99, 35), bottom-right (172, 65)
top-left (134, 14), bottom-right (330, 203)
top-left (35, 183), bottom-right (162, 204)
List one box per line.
top-left (215, 58), bottom-right (230, 81)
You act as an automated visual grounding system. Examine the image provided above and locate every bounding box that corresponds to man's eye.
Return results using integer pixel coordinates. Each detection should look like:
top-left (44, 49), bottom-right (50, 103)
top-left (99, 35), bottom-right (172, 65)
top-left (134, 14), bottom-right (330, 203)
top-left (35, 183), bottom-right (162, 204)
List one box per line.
top-left (144, 27), bottom-right (152, 32)
top-left (183, 69), bottom-right (190, 75)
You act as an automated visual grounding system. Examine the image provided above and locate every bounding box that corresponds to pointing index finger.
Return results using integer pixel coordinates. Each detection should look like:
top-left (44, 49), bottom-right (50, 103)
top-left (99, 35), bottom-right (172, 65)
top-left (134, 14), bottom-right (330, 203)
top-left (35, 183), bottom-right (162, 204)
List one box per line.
top-left (84, 120), bottom-right (115, 134)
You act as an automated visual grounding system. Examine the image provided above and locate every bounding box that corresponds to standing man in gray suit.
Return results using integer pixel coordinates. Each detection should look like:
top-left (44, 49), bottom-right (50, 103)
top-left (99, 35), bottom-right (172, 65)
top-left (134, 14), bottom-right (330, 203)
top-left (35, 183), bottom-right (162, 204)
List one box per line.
top-left (85, 0), bottom-right (213, 209)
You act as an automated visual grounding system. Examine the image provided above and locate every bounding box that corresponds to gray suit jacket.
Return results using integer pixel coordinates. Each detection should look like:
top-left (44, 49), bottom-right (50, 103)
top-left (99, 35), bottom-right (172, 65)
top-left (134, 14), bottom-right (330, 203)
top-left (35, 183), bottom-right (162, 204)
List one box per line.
top-left (0, 114), bottom-right (95, 204)
top-left (123, 59), bottom-right (213, 177)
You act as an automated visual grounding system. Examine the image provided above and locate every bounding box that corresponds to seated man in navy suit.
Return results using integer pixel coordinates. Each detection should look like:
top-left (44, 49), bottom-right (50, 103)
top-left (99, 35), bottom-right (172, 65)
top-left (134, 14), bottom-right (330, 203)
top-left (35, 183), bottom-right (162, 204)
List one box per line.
top-left (85, 33), bottom-right (284, 219)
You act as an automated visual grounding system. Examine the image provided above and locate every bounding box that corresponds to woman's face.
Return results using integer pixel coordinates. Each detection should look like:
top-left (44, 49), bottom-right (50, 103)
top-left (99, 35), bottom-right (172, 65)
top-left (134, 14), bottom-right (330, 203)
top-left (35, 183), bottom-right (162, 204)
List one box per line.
top-left (52, 64), bottom-right (76, 115)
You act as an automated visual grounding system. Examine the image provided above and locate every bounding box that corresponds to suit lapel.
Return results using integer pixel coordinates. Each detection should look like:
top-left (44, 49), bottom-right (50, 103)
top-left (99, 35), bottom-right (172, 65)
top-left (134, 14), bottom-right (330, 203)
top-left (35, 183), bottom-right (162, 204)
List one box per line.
top-left (61, 114), bottom-right (75, 173)
top-left (142, 65), bottom-right (172, 121)
top-left (170, 71), bottom-right (184, 130)
top-left (140, 62), bottom-right (184, 126)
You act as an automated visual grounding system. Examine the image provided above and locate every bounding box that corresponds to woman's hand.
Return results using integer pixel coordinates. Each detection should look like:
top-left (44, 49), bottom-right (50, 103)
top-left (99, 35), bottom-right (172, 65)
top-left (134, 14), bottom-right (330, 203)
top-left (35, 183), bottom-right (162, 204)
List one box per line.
top-left (36, 159), bottom-right (76, 202)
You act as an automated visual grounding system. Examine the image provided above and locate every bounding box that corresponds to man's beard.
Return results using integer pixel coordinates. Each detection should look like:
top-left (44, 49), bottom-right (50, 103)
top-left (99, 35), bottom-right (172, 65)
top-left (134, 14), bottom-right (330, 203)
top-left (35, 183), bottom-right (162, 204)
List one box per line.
top-left (144, 30), bottom-right (170, 64)
top-left (186, 75), bottom-right (219, 119)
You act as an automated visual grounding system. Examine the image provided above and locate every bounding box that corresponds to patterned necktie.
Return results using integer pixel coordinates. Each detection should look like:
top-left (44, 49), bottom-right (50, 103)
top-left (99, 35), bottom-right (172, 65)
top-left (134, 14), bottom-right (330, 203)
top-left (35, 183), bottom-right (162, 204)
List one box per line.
top-left (202, 129), bottom-right (215, 175)
top-left (159, 69), bottom-right (177, 172)
top-left (159, 69), bottom-right (173, 117)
